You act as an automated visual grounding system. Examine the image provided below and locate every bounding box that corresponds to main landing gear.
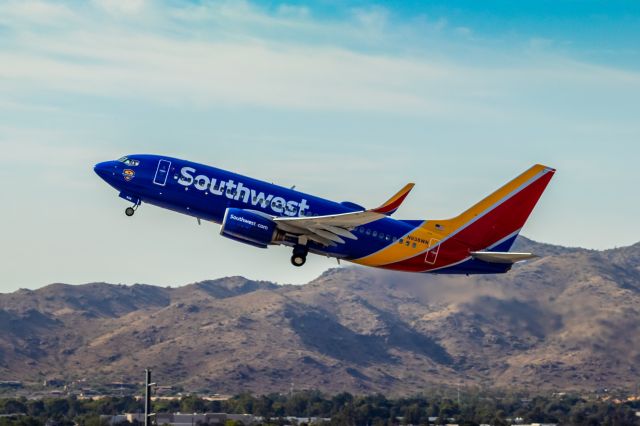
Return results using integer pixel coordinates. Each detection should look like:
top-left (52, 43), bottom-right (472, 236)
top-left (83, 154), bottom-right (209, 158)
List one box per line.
top-left (291, 244), bottom-right (308, 267)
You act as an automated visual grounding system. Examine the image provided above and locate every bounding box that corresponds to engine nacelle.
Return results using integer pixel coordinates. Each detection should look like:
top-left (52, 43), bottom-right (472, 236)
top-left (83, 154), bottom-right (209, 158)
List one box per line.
top-left (220, 208), bottom-right (277, 248)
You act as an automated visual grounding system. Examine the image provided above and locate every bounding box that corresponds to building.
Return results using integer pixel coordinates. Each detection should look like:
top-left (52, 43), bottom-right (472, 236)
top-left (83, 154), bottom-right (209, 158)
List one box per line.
top-left (154, 386), bottom-right (175, 396)
top-left (103, 413), bottom-right (330, 425)
top-left (0, 381), bottom-right (22, 388)
top-left (104, 413), bottom-right (261, 425)
top-left (516, 424), bottom-right (558, 426)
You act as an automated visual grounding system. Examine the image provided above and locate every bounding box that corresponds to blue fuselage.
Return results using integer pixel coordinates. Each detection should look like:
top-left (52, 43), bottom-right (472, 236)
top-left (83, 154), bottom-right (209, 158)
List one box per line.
top-left (94, 154), bottom-right (416, 260)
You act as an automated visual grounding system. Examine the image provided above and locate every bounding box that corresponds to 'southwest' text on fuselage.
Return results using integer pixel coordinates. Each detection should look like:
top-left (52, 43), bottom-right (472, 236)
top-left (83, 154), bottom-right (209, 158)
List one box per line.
top-left (178, 166), bottom-right (310, 217)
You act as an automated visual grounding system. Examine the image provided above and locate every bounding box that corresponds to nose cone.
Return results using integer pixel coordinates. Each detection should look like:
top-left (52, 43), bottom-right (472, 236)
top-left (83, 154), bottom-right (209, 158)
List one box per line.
top-left (94, 161), bottom-right (116, 181)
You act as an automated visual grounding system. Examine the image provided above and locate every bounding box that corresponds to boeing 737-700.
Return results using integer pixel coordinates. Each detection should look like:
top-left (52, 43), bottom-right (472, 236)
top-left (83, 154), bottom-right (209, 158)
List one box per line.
top-left (94, 155), bottom-right (555, 274)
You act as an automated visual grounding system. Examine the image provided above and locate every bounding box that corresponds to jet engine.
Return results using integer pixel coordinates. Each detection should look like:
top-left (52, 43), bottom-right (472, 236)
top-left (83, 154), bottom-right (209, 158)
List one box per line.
top-left (220, 208), bottom-right (278, 248)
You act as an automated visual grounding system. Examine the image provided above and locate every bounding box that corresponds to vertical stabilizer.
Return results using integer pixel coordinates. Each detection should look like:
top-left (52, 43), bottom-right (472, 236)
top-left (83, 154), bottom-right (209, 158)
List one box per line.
top-left (422, 164), bottom-right (555, 252)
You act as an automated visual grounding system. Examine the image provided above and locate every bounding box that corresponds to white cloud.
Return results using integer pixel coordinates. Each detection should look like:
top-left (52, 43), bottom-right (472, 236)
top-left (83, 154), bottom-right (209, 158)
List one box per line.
top-left (0, 0), bottom-right (637, 127)
top-left (455, 26), bottom-right (472, 37)
top-left (351, 6), bottom-right (389, 30)
top-left (529, 37), bottom-right (554, 50)
top-left (433, 17), bottom-right (448, 32)
top-left (92, 0), bottom-right (146, 15)
top-left (0, 0), bottom-right (77, 27)
top-left (276, 4), bottom-right (310, 19)
top-left (0, 38), bottom-right (433, 113)
top-left (0, 127), bottom-right (111, 168)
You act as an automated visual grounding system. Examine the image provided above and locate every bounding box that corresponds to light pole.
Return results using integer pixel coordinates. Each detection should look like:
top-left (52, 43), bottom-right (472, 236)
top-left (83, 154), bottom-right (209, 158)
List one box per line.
top-left (144, 369), bottom-right (156, 426)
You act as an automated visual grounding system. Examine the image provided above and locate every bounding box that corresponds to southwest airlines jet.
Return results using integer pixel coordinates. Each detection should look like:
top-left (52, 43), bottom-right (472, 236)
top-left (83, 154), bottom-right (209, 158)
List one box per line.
top-left (94, 155), bottom-right (555, 274)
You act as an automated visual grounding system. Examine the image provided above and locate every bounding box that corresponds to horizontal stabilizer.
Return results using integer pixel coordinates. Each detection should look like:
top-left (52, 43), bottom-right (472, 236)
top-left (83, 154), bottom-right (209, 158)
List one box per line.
top-left (470, 251), bottom-right (538, 264)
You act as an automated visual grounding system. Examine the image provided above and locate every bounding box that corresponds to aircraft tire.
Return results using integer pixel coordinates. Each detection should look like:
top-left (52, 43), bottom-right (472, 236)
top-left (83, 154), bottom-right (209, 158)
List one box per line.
top-left (291, 255), bottom-right (306, 267)
top-left (125, 207), bottom-right (135, 217)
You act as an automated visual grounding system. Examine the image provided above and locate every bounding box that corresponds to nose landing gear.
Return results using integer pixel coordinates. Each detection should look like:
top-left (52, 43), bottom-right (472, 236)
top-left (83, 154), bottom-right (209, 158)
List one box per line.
top-left (125, 201), bottom-right (141, 217)
top-left (291, 244), bottom-right (308, 267)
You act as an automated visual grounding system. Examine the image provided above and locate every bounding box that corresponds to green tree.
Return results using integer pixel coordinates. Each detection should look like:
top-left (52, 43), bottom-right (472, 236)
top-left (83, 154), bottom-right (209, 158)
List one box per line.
top-left (0, 398), bottom-right (28, 414)
top-left (180, 396), bottom-right (205, 413)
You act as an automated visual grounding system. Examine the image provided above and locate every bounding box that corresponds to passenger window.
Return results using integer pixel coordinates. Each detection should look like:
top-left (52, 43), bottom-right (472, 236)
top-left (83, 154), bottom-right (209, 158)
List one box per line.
top-left (392, 236), bottom-right (397, 242)
top-left (398, 238), bottom-right (403, 244)
top-left (366, 229), bottom-right (371, 236)
top-left (385, 235), bottom-right (391, 241)
top-left (412, 242), bottom-right (417, 248)
top-left (372, 231), bottom-right (378, 237)
top-left (405, 241), bottom-right (410, 246)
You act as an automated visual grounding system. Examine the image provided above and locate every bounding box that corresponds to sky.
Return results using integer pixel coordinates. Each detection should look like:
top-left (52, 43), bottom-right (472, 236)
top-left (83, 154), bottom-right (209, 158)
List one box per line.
top-left (0, 0), bottom-right (639, 292)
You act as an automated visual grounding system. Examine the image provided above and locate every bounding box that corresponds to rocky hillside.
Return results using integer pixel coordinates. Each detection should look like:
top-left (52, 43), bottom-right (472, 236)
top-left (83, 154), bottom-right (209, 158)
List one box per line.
top-left (1, 237), bottom-right (639, 395)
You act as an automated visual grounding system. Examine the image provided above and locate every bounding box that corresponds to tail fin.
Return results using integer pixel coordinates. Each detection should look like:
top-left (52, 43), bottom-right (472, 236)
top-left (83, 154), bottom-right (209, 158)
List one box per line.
top-left (424, 164), bottom-right (555, 251)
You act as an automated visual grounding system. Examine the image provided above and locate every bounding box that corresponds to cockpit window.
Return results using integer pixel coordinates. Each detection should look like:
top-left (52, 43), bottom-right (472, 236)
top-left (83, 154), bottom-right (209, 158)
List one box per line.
top-left (117, 157), bottom-right (140, 166)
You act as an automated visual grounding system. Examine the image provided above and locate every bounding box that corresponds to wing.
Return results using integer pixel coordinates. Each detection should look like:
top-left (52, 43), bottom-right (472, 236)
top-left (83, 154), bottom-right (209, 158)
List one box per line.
top-left (274, 183), bottom-right (414, 246)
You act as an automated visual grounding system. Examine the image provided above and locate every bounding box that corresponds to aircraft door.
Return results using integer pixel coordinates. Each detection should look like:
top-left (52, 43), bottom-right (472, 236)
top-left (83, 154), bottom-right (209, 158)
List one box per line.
top-left (424, 238), bottom-right (440, 264)
top-left (153, 159), bottom-right (171, 186)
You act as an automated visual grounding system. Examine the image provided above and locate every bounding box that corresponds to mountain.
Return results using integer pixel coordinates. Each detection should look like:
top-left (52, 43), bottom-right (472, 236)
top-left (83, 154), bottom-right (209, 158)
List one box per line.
top-left (1, 237), bottom-right (639, 395)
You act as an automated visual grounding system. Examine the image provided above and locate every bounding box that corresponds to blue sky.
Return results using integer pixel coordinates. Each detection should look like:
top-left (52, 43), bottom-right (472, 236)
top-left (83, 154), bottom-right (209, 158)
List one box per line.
top-left (0, 0), bottom-right (638, 291)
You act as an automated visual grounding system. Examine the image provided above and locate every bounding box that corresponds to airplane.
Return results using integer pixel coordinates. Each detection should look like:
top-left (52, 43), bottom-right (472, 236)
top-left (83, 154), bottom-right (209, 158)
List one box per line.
top-left (94, 155), bottom-right (555, 274)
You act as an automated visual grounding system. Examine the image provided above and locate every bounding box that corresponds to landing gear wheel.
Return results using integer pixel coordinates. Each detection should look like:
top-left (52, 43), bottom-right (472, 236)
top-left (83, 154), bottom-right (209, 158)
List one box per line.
top-left (291, 255), bottom-right (306, 267)
top-left (291, 244), bottom-right (308, 267)
top-left (125, 207), bottom-right (135, 217)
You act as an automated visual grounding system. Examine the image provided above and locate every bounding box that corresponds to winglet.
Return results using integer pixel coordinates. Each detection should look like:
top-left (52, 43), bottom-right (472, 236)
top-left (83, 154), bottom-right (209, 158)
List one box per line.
top-left (372, 183), bottom-right (415, 215)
